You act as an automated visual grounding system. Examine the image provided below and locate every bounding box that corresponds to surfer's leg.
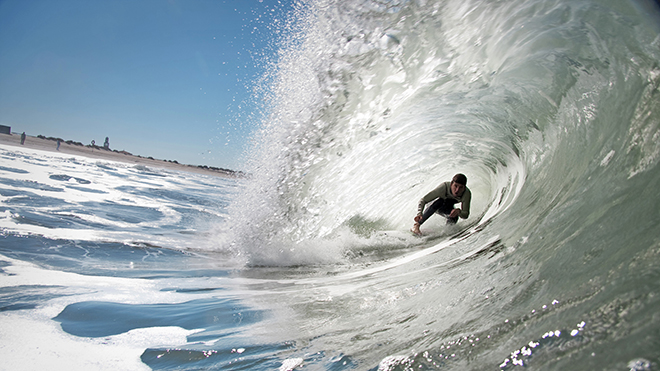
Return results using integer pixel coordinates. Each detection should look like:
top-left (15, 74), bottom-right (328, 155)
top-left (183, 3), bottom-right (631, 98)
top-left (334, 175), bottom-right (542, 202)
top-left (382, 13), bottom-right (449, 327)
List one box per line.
top-left (413, 198), bottom-right (455, 235)
top-left (419, 198), bottom-right (446, 225)
top-left (427, 198), bottom-right (458, 224)
top-left (437, 199), bottom-right (458, 224)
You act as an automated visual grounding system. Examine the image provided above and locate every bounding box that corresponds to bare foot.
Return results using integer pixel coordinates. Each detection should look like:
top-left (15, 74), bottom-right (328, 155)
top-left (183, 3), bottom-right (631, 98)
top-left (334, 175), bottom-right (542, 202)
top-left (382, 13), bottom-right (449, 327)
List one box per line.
top-left (410, 222), bottom-right (422, 236)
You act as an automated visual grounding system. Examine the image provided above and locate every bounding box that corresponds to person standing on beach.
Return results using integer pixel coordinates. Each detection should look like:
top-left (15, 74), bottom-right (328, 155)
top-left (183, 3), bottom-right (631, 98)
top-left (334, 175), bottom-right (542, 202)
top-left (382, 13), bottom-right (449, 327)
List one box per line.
top-left (57, 139), bottom-right (61, 151)
top-left (20, 132), bottom-right (26, 145)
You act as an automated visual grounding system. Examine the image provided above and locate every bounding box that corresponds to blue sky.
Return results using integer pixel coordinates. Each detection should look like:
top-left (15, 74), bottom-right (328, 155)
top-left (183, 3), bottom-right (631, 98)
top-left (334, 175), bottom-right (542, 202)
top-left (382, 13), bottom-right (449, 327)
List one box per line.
top-left (0, 0), bottom-right (294, 171)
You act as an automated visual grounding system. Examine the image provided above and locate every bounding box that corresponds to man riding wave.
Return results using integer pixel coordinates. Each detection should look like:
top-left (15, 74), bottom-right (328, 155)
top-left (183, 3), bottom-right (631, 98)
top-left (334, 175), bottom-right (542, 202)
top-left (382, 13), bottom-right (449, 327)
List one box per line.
top-left (411, 173), bottom-right (471, 235)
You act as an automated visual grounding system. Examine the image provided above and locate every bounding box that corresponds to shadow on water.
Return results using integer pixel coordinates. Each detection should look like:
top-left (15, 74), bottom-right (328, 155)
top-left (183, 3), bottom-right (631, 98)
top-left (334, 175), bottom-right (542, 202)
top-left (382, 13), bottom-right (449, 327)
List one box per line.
top-left (53, 297), bottom-right (264, 338)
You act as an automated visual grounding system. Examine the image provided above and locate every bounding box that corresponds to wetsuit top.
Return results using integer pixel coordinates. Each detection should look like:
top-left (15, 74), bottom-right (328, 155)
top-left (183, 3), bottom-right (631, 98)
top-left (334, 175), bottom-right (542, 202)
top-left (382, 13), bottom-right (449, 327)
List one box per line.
top-left (417, 181), bottom-right (472, 219)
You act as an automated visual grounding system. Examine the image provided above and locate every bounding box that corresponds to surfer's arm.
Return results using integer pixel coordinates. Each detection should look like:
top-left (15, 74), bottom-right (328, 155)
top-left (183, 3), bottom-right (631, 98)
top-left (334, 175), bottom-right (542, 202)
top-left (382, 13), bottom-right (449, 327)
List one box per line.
top-left (458, 189), bottom-right (471, 219)
top-left (416, 183), bottom-right (448, 215)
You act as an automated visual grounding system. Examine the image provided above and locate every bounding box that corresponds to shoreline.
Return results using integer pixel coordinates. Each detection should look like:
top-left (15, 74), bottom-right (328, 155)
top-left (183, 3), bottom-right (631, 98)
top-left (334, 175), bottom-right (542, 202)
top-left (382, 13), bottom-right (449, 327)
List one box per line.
top-left (0, 133), bottom-right (243, 178)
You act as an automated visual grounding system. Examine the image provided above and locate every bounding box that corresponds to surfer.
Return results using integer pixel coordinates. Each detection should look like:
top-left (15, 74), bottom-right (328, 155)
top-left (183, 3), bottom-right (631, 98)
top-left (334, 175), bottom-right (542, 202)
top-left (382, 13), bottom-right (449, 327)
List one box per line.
top-left (411, 173), bottom-right (471, 235)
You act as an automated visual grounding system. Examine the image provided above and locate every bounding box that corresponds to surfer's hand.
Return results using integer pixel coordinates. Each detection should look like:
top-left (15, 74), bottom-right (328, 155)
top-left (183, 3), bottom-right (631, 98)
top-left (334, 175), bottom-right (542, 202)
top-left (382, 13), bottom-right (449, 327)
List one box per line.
top-left (414, 215), bottom-right (422, 222)
top-left (449, 208), bottom-right (460, 218)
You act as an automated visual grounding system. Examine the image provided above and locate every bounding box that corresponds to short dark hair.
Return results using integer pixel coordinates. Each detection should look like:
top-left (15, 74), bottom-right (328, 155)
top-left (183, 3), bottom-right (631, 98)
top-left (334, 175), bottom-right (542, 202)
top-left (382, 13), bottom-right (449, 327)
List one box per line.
top-left (452, 173), bottom-right (467, 185)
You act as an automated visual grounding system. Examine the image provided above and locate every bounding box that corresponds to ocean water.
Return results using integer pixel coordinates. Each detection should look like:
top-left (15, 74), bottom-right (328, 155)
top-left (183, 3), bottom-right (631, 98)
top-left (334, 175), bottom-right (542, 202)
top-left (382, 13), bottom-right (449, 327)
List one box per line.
top-left (2, 0), bottom-right (660, 370)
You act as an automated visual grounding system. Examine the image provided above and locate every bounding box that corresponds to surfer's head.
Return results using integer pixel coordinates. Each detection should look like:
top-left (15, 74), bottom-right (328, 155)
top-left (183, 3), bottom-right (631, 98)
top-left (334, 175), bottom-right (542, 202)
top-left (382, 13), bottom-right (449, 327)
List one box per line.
top-left (451, 173), bottom-right (467, 197)
top-left (452, 173), bottom-right (467, 185)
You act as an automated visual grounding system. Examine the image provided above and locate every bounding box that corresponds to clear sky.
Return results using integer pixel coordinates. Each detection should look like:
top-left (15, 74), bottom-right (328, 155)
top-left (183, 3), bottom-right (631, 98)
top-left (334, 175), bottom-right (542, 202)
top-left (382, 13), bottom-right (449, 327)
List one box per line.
top-left (0, 0), bottom-right (294, 171)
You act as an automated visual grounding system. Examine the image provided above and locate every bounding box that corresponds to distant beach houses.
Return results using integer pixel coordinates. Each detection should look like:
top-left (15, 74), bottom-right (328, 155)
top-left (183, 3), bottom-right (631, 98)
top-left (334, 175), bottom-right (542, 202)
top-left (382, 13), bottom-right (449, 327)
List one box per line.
top-left (0, 130), bottom-right (244, 177)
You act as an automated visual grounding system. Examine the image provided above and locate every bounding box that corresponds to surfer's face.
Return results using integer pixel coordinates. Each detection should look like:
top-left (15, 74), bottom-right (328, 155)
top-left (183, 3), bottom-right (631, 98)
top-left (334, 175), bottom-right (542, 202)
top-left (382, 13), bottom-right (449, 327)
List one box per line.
top-left (451, 181), bottom-right (465, 197)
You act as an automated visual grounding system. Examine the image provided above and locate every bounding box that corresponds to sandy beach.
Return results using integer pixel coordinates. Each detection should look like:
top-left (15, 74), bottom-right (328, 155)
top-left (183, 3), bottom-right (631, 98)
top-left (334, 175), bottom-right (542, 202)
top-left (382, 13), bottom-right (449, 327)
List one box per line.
top-left (0, 133), bottom-right (241, 178)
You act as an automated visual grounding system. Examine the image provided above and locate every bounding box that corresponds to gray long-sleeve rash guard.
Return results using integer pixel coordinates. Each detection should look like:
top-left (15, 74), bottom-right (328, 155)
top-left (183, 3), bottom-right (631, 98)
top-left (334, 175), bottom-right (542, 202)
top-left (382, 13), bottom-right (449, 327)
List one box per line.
top-left (417, 181), bottom-right (472, 219)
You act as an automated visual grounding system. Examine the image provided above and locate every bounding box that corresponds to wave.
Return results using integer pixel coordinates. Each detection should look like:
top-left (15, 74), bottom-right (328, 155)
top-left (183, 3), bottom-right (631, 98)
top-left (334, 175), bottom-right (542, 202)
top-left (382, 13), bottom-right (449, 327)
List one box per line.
top-left (229, 0), bottom-right (660, 268)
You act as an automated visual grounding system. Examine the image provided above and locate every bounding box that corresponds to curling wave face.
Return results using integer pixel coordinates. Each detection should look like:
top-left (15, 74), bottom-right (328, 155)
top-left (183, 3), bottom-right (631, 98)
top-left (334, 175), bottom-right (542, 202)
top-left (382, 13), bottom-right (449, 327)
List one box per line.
top-left (230, 0), bottom-right (660, 265)
top-left (224, 0), bottom-right (660, 368)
